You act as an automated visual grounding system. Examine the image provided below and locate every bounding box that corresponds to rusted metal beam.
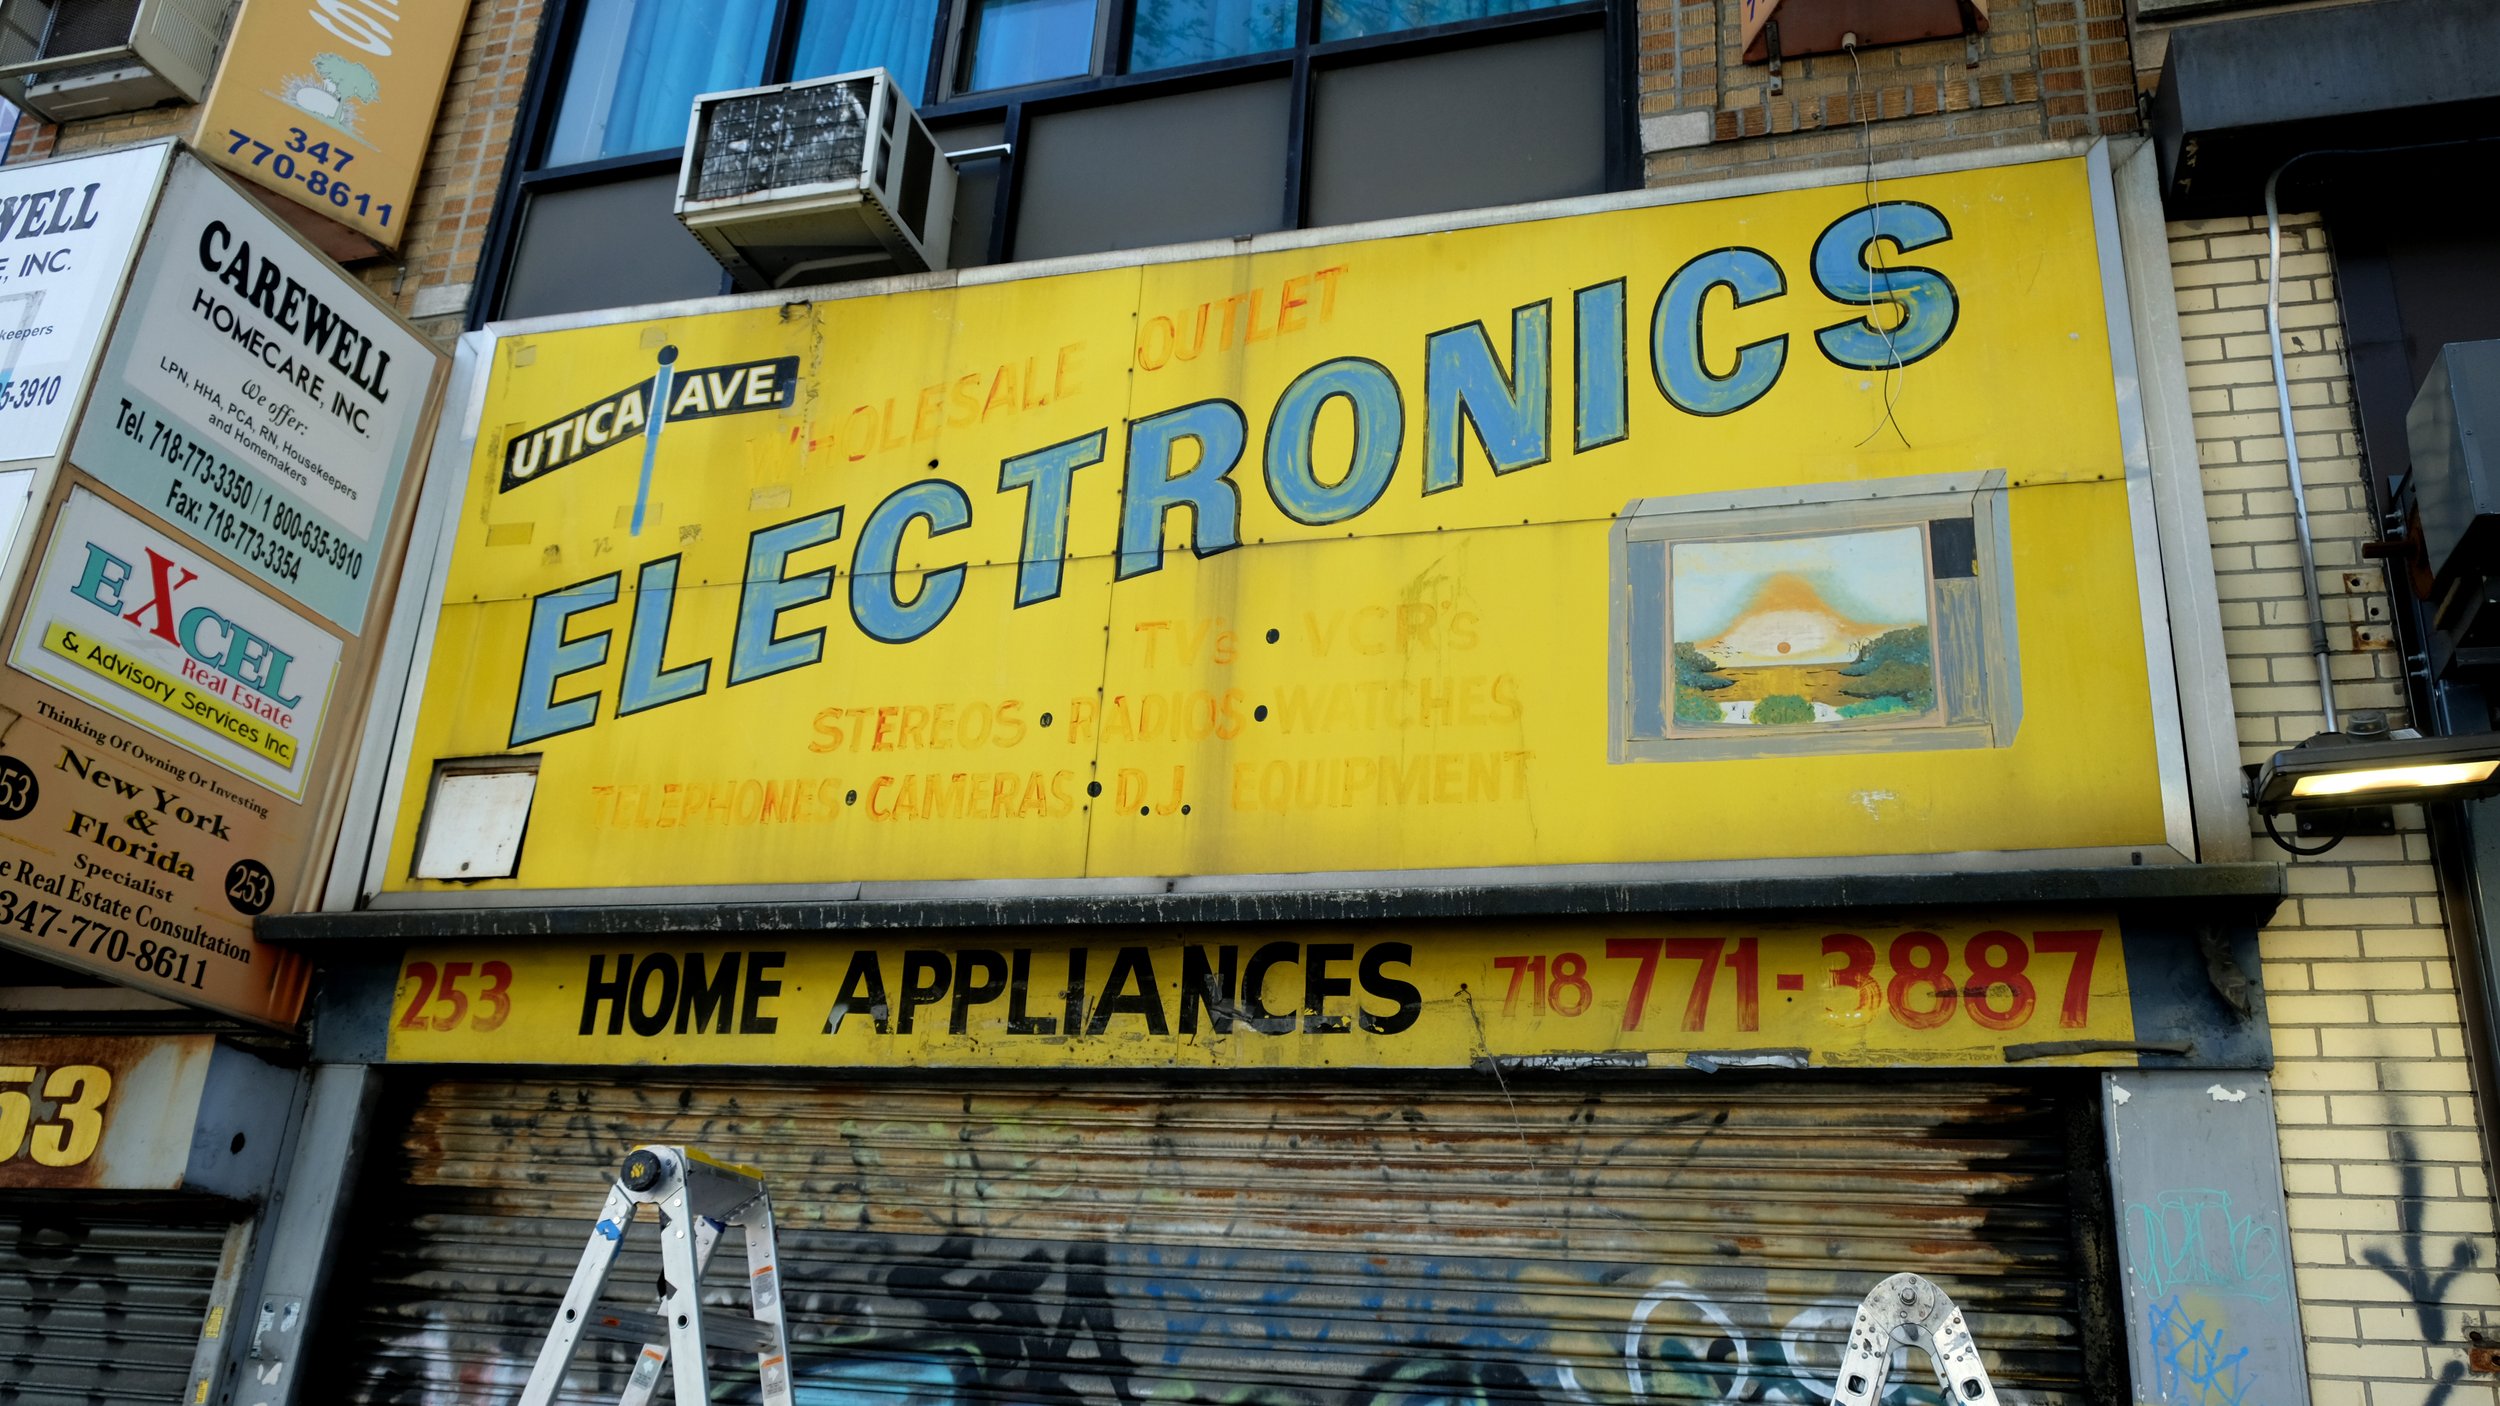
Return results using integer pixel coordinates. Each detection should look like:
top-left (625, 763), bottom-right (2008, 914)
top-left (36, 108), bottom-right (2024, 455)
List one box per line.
top-left (259, 863), bottom-right (2286, 944)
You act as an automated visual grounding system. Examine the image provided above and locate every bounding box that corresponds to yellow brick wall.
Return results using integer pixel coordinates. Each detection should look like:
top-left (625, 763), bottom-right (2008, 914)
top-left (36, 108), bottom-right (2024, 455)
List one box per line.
top-left (2172, 211), bottom-right (2500, 1404)
top-left (3, 0), bottom-right (543, 346)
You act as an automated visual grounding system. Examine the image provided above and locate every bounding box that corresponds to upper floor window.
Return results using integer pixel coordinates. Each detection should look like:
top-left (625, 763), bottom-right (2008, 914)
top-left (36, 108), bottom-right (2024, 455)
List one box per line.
top-left (545, 0), bottom-right (943, 167)
top-left (796, 0), bottom-right (944, 102)
top-left (491, 0), bottom-right (1622, 322)
top-left (538, 0), bottom-right (1593, 169)
top-left (955, 0), bottom-right (1579, 94)
top-left (1318, 0), bottom-right (1576, 41)
top-left (546, 0), bottom-right (771, 165)
top-left (1127, 0), bottom-right (1293, 71)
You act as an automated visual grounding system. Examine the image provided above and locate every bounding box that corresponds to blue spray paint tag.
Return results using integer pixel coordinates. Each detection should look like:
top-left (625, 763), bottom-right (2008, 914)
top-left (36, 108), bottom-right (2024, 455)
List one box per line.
top-left (596, 1218), bottom-right (622, 1241)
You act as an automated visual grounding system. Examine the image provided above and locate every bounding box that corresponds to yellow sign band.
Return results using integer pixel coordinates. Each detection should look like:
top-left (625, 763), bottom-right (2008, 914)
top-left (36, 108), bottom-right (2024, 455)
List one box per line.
top-left (385, 919), bottom-right (2140, 1070)
top-left (44, 622), bottom-right (299, 769)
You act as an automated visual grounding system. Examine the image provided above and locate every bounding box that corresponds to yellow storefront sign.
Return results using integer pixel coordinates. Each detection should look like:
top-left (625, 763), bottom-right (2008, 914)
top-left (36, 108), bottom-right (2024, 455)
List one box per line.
top-left (43, 622), bottom-right (298, 768)
top-left (194, 0), bottom-right (474, 248)
top-left (389, 152), bottom-right (2180, 896)
top-left (384, 917), bottom-right (2142, 1069)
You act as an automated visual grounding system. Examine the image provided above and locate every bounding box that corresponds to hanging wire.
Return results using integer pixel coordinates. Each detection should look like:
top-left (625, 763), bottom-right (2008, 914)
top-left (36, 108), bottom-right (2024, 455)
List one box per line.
top-left (1847, 36), bottom-right (1913, 450)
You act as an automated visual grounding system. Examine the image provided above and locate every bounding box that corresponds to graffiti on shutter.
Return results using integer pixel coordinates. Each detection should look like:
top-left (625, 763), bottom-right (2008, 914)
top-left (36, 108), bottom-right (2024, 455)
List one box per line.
top-left (323, 1078), bottom-right (2093, 1404)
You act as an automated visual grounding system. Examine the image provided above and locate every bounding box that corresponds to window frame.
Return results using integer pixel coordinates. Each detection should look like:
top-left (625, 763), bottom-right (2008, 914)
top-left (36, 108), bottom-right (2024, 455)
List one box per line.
top-left (472, 0), bottom-right (1632, 329)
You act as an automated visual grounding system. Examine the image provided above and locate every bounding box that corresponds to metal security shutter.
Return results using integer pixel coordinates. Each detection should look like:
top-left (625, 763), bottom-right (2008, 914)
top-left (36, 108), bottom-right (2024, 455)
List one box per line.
top-left (0, 1200), bottom-right (232, 1406)
top-left (318, 1077), bottom-right (2103, 1404)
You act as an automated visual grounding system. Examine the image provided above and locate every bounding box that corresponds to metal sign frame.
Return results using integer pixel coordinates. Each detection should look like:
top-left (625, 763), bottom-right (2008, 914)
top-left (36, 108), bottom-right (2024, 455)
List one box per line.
top-left (326, 136), bottom-right (2240, 914)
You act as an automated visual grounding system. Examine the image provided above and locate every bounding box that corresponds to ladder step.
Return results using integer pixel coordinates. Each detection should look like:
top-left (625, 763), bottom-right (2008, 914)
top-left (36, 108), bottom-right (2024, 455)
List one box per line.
top-left (520, 1147), bottom-right (790, 1406)
top-left (579, 1310), bottom-right (781, 1355)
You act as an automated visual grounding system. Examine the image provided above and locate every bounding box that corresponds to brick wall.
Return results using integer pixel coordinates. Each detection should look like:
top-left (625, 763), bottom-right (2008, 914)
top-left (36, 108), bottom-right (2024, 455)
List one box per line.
top-left (1638, 0), bottom-right (2138, 185)
top-left (2173, 211), bottom-right (2500, 1404)
top-left (2, 0), bottom-right (543, 345)
top-left (383, 0), bottom-right (542, 341)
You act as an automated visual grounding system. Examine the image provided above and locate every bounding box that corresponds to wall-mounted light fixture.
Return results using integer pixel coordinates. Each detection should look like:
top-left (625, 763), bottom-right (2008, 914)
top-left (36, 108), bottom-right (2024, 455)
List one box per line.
top-left (2249, 711), bottom-right (2500, 853)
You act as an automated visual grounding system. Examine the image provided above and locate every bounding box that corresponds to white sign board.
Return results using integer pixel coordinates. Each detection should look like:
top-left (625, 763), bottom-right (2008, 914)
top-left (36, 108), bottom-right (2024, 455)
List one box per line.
top-left (0, 145), bottom-right (170, 464)
top-left (69, 154), bottom-right (430, 630)
top-left (9, 487), bottom-right (342, 799)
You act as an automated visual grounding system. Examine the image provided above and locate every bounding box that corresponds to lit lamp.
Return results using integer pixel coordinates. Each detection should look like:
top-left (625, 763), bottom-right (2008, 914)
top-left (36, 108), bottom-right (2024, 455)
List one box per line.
top-left (2249, 711), bottom-right (2500, 851)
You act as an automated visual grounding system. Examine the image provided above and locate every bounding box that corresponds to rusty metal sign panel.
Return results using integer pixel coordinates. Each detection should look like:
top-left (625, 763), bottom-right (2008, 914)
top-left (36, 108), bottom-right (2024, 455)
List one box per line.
top-left (0, 1033), bottom-right (212, 1189)
top-left (0, 1034), bottom-right (289, 1194)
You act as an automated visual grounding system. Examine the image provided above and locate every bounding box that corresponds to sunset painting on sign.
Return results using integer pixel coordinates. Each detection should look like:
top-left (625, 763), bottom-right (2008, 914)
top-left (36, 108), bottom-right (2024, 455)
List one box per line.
top-left (1668, 526), bottom-right (1940, 730)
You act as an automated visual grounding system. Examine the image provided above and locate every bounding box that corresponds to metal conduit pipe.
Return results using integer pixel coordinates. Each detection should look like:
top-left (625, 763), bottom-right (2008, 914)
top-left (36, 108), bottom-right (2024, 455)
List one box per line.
top-left (2262, 162), bottom-right (2338, 735)
top-left (2257, 137), bottom-right (2500, 737)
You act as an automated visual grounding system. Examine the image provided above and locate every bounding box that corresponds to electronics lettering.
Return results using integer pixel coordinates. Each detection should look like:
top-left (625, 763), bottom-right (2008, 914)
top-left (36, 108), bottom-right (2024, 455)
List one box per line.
top-left (504, 201), bottom-right (1958, 748)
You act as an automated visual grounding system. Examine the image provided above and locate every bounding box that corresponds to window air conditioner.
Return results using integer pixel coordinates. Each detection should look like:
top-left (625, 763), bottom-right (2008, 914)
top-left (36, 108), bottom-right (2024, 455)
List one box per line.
top-left (675, 69), bottom-right (955, 290)
top-left (0, 0), bottom-right (233, 123)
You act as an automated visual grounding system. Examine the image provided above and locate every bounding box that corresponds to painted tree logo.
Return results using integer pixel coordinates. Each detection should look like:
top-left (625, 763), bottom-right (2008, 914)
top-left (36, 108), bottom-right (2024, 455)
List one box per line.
top-left (273, 53), bottom-right (380, 142)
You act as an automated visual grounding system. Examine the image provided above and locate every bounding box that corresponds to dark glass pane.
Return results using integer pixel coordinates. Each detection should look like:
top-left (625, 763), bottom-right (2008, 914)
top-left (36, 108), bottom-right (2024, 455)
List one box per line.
top-left (1319, 0), bottom-right (1570, 42)
top-left (1128, 0), bottom-right (1294, 71)
top-left (1013, 81), bottom-right (1289, 259)
top-left (546, 0), bottom-right (773, 165)
top-left (1307, 30), bottom-right (1604, 226)
top-left (794, 0), bottom-right (943, 102)
top-left (502, 177), bottom-right (728, 320)
top-left (964, 0), bottom-right (1099, 92)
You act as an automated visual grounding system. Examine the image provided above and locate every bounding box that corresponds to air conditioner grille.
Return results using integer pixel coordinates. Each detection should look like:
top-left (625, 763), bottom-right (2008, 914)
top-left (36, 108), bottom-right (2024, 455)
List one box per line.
top-left (692, 78), bottom-right (872, 203)
top-left (44, 0), bottom-right (141, 54)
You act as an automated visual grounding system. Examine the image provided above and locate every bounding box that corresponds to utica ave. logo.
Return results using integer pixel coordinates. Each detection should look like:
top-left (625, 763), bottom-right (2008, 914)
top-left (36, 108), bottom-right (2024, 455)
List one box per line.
top-left (498, 345), bottom-right (799, 534)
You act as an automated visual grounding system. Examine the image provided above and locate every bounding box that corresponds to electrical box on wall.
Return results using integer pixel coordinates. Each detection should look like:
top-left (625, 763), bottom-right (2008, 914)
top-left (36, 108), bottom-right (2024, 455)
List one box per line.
top-left (1740, 0), bottom-right (1988, 63)
top-left (2405, 340), bottom-right (2500, 681)
top-left (675, 69), bottom-right (956, 291)
top-left (0, 0), bottom-right (233, 123)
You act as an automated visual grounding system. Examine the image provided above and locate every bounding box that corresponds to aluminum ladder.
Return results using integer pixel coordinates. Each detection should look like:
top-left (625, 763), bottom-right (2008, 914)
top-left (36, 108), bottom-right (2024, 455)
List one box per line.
top-left (518, 1144), bottom-right (794, 1406)
top-left (1826, 1271), bottom-right (2000, 1406)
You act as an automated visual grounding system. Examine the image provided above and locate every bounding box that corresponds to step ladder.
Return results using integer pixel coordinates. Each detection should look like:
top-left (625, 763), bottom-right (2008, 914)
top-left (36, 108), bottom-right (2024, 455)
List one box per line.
top-left (1827, 1271), bottom-right (2000, 1406)
top-left (519, 1144), bottom-right (794, 1406)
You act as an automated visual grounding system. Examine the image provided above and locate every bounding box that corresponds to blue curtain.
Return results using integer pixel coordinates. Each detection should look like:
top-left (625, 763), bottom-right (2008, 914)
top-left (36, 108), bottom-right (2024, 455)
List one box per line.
top-left (1320, 0), bottom-right (1565, 41)
top-left (548, 0), bottom-right (774, 164)
top-left (964, 0), bottom-right (1098, 91)
top-left (795, 0), bottom-right (945, 102)
top-left (1129, 0), bottom-right (1293, 70)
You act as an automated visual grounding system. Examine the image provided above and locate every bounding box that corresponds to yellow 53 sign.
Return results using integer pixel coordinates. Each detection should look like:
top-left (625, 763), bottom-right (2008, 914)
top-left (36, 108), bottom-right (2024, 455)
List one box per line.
top-left (0, 1061), bottom-right (111, 1168)
top-left (0, 1035), bottom-right (277, 1191)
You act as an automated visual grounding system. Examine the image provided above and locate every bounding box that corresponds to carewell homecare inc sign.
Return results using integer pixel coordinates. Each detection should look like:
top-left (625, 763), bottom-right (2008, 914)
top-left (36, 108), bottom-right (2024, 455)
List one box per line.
top-left (375, 150), bottom-right (2190, 902)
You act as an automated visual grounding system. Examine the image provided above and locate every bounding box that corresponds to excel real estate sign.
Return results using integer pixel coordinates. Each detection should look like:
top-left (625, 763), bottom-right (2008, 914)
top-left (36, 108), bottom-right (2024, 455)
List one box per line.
top-left (0, 150), bottom-right (445, 1025)
top-left (376, 151), bottom-right (2189, 902)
